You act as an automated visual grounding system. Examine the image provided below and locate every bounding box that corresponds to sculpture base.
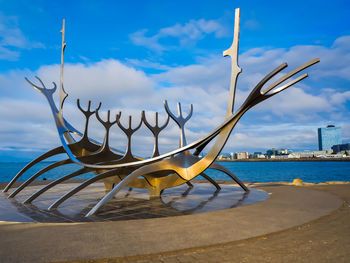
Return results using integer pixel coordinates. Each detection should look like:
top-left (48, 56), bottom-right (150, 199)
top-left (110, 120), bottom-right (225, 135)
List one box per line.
top-left (0, 181), bottom-right (268, 223)
top-left (103, 174), bottom-right (191, 197)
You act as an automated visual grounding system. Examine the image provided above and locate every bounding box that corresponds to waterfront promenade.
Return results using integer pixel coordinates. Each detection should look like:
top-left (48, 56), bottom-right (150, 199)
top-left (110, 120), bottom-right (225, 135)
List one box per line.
top-left (125, 184), bottom-right (350, 263)
top-left (0, 181), bottom-right (349, 262)
top-left (218, 157), bottom-right (350, 162)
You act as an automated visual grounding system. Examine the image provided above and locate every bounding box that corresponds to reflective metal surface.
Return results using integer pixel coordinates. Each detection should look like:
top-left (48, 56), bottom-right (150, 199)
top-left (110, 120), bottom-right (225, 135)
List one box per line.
top-left (141, 111), bottom-right (169, 157)
top-left (164, 101), bottom-right (193, 147)
top-left (0, 182), bottom-right (269, 223)
top-left (5, 8), bottom-right (320, 217)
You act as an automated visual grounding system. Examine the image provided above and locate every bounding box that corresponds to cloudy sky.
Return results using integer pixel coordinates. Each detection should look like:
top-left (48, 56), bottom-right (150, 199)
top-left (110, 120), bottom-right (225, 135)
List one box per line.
top-left (0, 0), bottom-right (349, 161)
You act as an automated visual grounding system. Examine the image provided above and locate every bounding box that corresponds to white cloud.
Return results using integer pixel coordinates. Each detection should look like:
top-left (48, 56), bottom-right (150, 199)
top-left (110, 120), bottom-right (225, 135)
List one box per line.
top-left (130, 18), bottom-right (227, 52)
top-left (36, 59), bottom-right (158, 110)
top-left (0, 13), bottom-right (45, 60)
top-left (0, 98), bottom-right (59, 151)
top-left (159, 19), bottom-right (226, 39)
top-left (330, 90), bottom-right (350, 105)
top-left (243, 19), bottom-right (261, 30)
top-left (255, 87), bottom-right (334, 120)
top-left (125, 58), bottom-right (171, 71)
top-left (0, 46), bottom-right (19, 60)
top-left (129, 29), bottom-right (165, 52)
top-left (238, 35), bottom-right (350, 83)
top-left (222, 123), bottom-right (320, 153)
top-left (153, 57), bottom-right (230, 90)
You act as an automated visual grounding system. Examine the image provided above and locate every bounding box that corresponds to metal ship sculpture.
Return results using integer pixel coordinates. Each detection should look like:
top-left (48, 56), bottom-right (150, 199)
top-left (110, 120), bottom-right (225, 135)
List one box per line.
top-left (3, 9), bottom-right (319, 217)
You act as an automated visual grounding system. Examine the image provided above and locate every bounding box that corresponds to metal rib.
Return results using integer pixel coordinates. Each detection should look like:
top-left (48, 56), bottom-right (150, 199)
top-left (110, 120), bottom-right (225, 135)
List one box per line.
top-left (23, 167), bottom-right (89, 204)
top-left (117, 113), bottom-right (143, 161)
top-left (237, 63), bottom-right (288, 111)
top-left (48, 168), bottom-right (121, 210)
top-left (164, 101), bottom-right (193, 147)
top-left (141, 111), bottom-right (169, 157)
top-left (86, 160), bottom-right (189, 216)
top-left (209, 162), bottom-right (248, 192)
top-left (85, 166), bottom-right (152, 216)
top-left (201, 172), bottom-right (221, 190)
top-left (186, 181), bottom-right (194, 188)
top-left (262, 58), bottom-right (320, 95)
top-left (8, 159), bottom-right (72, 198)
top-left (3, 146), bottom-right (65, 192)
top-left (265, 74), bottom-right (308, 97)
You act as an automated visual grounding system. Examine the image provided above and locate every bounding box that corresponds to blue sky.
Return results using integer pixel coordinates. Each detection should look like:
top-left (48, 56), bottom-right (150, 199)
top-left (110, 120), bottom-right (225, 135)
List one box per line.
top-left (0, 0), bottom-right (349, 161)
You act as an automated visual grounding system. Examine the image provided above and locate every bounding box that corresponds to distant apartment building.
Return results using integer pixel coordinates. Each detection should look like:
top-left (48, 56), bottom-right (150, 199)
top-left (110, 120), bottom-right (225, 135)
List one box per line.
top-left (318, 125), bottom-right (342, 150)
top-left (249, 152), bottom-right (266, 159)
top-left (331, 143), bottom-right (350, 153)
top-left (266, 148), bottom-right (292, 158)
top-left (266, 148), bottom-right (277, 157)
top-left (290, 150), bottom-right (331, 158)
top-left (218, 153), bottom-right (232, 160)
top-left (235, 152), bottom-right (248, 159)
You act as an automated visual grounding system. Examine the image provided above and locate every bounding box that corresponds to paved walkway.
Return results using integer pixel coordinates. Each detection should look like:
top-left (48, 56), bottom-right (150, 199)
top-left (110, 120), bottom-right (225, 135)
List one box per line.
top-left (123, 184), bottom-right (350, 263)
top-left (0, 184), bottom-right (346, 263)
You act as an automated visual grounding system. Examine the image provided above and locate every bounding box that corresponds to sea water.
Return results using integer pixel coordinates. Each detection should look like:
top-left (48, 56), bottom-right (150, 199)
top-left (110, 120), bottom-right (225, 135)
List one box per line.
top-left (206, 161), bottom-right (350, 183)
top-left (1, 161), bottom-right (350, 183)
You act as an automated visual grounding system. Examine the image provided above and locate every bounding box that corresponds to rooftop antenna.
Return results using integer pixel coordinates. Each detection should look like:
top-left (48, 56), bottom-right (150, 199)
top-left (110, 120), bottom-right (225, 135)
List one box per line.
top-left (59, 19), bottom-right (68, 114)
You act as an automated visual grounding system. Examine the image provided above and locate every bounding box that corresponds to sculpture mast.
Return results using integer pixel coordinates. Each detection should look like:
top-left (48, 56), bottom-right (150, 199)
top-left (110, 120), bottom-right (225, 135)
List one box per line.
top-left (59, 19), bottom-right (68, 114)
top-left (223, 8), bottom-right (242, 118)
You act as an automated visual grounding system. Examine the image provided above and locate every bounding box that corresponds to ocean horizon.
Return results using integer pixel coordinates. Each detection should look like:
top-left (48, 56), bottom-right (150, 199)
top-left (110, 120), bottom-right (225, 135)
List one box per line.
top-left (1, 161), bottom-right (350, 184)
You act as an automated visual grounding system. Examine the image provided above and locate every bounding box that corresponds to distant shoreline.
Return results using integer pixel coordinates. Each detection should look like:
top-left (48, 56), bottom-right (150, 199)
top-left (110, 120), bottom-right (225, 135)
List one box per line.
top-left (218, 157), bottom-right (350, 162)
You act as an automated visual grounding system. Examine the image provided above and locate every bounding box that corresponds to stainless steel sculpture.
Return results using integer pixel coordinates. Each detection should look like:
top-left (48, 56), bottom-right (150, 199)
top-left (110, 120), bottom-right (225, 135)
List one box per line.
top-left (4, 9), bottom-right (319, 217)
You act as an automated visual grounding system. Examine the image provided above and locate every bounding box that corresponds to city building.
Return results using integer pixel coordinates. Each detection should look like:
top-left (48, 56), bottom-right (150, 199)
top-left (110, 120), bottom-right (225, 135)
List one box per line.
top-left (290, 150), bottom-right (332, 158)
top-left (266, 148), bottom-right (292, 158)
top-left (278, 149), bottom-right (292, 155)
top-left (318, 125), bottom-right (342, 150)
top-left (218, 153), bottom-right (232, 160)
top-left (266, 148), bottom-right (277, 157)
top-left (249, 152), bottom-right (266, 159)
top-left (235, 152), bottom-right (248, 159)
top-left (332, 143), bottom-right (350, 153)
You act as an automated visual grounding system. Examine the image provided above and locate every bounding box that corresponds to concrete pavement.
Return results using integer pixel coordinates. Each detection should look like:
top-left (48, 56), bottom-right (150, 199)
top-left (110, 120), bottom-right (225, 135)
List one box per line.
top-left (0, 183), bottom-right (344, 263)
